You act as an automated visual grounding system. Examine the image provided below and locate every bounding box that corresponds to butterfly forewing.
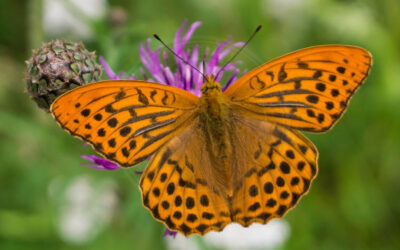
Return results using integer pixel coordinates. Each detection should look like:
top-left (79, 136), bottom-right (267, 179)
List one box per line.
top-left (51, 80), bottom-right (199, 167)
top-left (224, 45), bottom-right (372, 132)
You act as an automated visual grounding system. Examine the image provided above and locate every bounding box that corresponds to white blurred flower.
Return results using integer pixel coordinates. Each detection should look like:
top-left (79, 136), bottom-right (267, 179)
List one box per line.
top-left (262, 0), bottom-right (306, 20)
top-left (48, 176), bottom-right (118, 245)
top-left (165, 220), bottom-right (290, 250)
top-left (315, 4), bottom-right (373, 39)
top-left (43, 0), bottom-right (106, 39)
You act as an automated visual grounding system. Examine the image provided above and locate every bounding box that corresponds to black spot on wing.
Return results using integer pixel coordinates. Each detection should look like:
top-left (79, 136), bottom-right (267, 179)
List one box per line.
top-left (136, 88), bottom-right (149, 105)
top-left (278, 64), bottom-right (287, 82)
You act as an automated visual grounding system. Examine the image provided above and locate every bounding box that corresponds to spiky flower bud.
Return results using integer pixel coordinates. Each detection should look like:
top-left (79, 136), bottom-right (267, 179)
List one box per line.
top-left (25, 40), bottom-right (102, 111)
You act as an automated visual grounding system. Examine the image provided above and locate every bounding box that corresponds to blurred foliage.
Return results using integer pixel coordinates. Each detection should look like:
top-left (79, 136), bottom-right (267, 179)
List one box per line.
top-left (0, 0), bottom-right (400, 249)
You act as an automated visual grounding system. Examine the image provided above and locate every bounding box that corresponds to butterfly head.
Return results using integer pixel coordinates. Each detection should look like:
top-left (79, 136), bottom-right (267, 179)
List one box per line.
top-left (200, 75), bottom-right (222, 94)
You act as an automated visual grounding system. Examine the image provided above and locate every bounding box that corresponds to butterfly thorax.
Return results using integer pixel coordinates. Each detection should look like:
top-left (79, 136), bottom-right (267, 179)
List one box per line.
top-left (198, 76), bottom-right (233, 196)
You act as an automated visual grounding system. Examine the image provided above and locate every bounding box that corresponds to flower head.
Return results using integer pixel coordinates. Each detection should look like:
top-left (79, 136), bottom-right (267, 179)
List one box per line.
top-left (101, 19), bottom-right (244, 96)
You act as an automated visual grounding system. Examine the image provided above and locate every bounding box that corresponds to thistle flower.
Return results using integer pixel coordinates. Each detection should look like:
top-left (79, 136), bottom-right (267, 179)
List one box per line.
top-left (101, 20), bottom-right (244, 95)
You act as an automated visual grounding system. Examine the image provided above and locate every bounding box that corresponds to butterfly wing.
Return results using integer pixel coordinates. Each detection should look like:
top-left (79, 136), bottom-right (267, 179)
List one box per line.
top-left (224, 45), bottom-right (372, 132)
top-left (51, 80), bottom-right (199, 167)
top-left (140, 117), bottom-right (232, 236)
top-left (228, 112), bottom-right (317, 226)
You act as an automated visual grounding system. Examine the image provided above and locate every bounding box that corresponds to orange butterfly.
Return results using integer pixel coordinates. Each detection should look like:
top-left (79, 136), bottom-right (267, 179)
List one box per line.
top-left (51, 45), bottom-right (372, 236)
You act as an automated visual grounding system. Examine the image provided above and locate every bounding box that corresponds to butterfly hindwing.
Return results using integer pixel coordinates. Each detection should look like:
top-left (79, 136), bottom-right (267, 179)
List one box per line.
top-left (228, 112), bottom-right (317, 226)
top-left (51, 80), bottom-right (199, 167)
top-left (224, 45), bottom-right (372, 132)
top-left (140, 118), bottom-right (232, 236)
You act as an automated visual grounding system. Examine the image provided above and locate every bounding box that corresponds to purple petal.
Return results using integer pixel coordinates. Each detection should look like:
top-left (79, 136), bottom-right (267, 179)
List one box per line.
top-left (183, 64), bottom-right (191, 90)
top-left (173, 50), bottom-right (186, 85)
top-left (193, 62), bottom-right (205, 92)
top-left (174, 71), bottom-right (184, 89)
top-left (222, 68), bottom-right (240, 91)
top-left (139, 42), bottom-right (152, 70)
top-left (188, 45), bottom-right (202, 86)
top-left (99, 57), bottom-right (138, 80)
top-left (81, 154), bottom-right (120, 170)
top-left (163, 51), bottom-right (169, 66)
top-left (173, 19), bottom-right (187, 52)
top-left (99, 56), bottom-right (120, 80)
top-left (181, 21), bottom-right (202, 50)
top-left (208, 38), bottom-right (231, 72)
top-left (164, 229), bottom-right (178, 238)
top-left (189, 45), bottom-right (199, 64)
top-left (119, 72), bottom-right (126, 79)
top-left (140, 68), bottom-right (152, 81)
top-left (219, 41), bottom-right (245, 60)
top-left (161, 69), bottom-right (172, 85)
top-left (126, 74), bottom-right (138, 80)
top-left (164, 67), bottom-right (175, 86)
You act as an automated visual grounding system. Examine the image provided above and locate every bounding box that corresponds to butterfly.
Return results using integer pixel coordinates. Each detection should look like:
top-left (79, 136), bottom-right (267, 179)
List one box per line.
top-left (51, 45), bottom-right (372, 236)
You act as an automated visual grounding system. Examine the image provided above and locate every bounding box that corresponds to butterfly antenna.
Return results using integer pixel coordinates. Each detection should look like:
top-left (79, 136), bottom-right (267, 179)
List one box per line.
top-left (153, 34), bottom-right (208, 82)
top-left (215, 24), bottom-right (262, 81)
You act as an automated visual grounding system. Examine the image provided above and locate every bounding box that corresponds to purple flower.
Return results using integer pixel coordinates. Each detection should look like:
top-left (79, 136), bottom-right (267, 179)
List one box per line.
top-left (163, 229), bottom-right (178, 238)
top-left (98, 56), bottom-right (138, 80)
top-left (81, 154), bottom-right (120, 170)
top-left (82, 20), bottom-right (244, 237)
top-left (101, 19), bottom-right (244, 96)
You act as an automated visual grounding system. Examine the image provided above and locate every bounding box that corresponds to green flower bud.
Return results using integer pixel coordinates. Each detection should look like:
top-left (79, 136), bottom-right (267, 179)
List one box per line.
top-left (25, 40), bottom-right (102, 111)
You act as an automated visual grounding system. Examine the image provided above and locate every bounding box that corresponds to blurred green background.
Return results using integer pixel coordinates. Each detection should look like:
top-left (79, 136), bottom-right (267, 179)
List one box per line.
top-left (1, 0), bottom-right (400, 249)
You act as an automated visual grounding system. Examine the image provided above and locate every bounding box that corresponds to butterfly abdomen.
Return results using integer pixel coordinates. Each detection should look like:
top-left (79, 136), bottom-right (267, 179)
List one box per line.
top-left (199, 80), bottom-right (233, 195)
